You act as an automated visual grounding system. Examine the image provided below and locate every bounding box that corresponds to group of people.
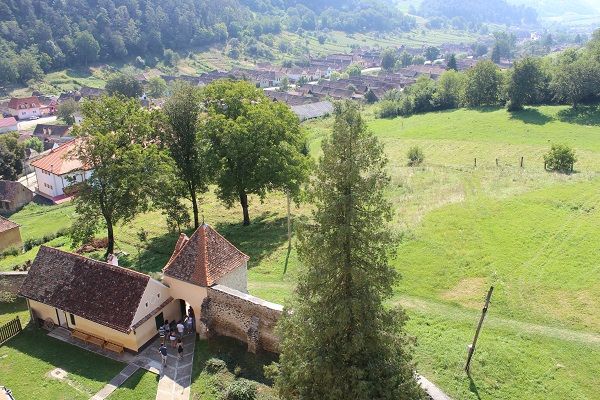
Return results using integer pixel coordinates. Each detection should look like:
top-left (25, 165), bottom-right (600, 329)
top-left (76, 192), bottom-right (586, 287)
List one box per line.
top-left (158, 307), bottom-right (195, 366)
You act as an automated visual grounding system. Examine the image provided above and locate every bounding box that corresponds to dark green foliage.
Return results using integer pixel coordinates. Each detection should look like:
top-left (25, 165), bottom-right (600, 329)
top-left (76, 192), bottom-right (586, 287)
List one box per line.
top-left (446, 53), bottom-right (457, 71)
top-left (544, 144), bottom-right (577, 173)
top-left (205, 357), bottom-right (228, 374)
top-left (506, 57), bottom-right (546, 111)
top-left (106, 73), bottom-right (143, 98)
top-left (0, 133), bottom-right (24, 180)
top-left (462, 60), bottom-right (503, 107)
top-left (23, 137), bottom-right (43, 153)
top-left (424, 46), bottom-right (440, 61)
top-left (550, 54), bottom-right (600, 108)
top-left (57, 99), bottom-right (79, 125)
top-left (419, 0), bottom-right (537, 25)
top-left (381, 48), bottom-right (398, 70)
top-left (407, 146), bottom-right (424, 166)
top-left (224, 379), bottom-right (257, 400)
top-left (276, 101), bottom-right (423, 400)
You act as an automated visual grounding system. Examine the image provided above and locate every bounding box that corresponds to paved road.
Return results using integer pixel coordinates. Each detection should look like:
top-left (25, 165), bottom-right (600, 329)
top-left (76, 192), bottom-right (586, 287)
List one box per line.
top-left (17, 115), bottom-right (57, 131)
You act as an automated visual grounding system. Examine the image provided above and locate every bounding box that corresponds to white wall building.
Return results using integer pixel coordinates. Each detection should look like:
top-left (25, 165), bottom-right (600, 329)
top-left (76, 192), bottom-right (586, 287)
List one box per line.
top-left (8, 97), bottom-right (41, 120)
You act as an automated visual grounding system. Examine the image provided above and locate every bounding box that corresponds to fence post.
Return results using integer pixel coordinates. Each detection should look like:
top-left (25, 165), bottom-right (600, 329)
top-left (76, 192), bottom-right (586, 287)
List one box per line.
top-left (474, 158), bottom-right (477, 167)
top-left (495, 158), bottom-right (498, 167)
top-left (520, 157), bottom-right (524, 168)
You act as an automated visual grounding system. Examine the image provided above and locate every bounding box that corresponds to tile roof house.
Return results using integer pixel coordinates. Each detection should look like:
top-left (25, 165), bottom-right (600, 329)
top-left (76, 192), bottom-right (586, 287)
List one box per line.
top-left (0, 180), bottom-right (33, 214)
top-left (19, 246), bottom-right (180, 352)
top-left (30, 139), bottom-right (92, 203)
top-left (18, 223), bottom-right (264, 353)
top-left (0, 117), bottom-right (18, 134)
top-left (0, 216), bottom-right (21, 251)
top-left (33, 124), bottom-right (74, 150)
top-left (8, 97), bottom-right (41, 120)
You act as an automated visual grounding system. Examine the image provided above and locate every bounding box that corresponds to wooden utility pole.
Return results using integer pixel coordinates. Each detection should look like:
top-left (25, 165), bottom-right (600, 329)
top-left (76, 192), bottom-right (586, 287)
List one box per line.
top-left (465, 286), bottom-right (494, 374)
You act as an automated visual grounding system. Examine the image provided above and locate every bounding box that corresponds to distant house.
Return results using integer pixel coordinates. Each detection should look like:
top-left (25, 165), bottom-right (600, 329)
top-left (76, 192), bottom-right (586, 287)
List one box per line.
top-left (291, 101), bottom-right (334, 121)
top-left (33, 124), bottom-right (73, 150)
top-left (30, 139), bottom-right (92, 203)
top-left (8, 97), bottom-right (41, 120)
top-left (19, 246), bottom-right (181, 352)
top-left (0, 216), bottom-right (21, 251)
top-left (0, 117), bottom-right (18, 134)
top-left (0, 180), bottom-right (33, 214)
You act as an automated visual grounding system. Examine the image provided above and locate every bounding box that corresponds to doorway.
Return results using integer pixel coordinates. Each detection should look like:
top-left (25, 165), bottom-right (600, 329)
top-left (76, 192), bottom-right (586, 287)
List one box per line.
top-left (155, 312), bottom-right (164, 330)
top-left (56, 309), bottom-right (67, 327)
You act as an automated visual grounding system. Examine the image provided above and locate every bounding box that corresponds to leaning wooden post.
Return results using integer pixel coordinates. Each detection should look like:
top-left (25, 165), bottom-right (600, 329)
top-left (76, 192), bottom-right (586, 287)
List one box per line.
top-left (520, 156), bottom-right (524, 168)
top-left (495, 158), bottom-right (498, 167)
top-left (465, 286), bottom-right (494, 374)
top-left (474, 158), bottom-right (477, 167)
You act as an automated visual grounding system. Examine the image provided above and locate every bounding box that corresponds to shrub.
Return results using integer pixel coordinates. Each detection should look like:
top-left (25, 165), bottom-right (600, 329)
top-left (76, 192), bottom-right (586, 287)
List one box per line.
top-left (544, 144), bottom-right (576, 173)
top-left (204, 357), bottom-right (227, 374)
top-left (224, 379), bottom-right (257, 400)
top-left (407, 146), bottom-right (424, 166)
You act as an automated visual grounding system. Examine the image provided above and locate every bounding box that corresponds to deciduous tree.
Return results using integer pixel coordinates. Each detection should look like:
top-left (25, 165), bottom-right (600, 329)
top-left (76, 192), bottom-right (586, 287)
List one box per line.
top-left (506, 57), bottom-right (544, 111)
top-left (106, 73), bottom-right (143, 98)
top-left (71, 96), bottom-right (164, 257)
top-left (276, 101), bottom-right (423, 400)
top-left (462, 60), bottom-right (503, 107)
top-left (203, 80), bottom-right (310, 225)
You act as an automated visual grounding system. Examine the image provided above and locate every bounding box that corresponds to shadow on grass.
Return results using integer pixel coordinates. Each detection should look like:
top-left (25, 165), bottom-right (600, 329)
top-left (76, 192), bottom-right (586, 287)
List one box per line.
top-left (65, 68), bottom-right (94, 79)
top-left (5, 327), bottom-right (123, 385)
top-left (215, 212), bottom-right (292, 269)
top-left (468, 374), bottom-right (482, 400)
top-left (471, 106), bottom-right (503, 113)
top-left (121, 231), bottom-right (182, 274)
top-left (557, 105), bottom-right (600, 126)
top-left (191, 336), bottom-right (278, 388)
top-left (509, 108), bottom-right (554, 125)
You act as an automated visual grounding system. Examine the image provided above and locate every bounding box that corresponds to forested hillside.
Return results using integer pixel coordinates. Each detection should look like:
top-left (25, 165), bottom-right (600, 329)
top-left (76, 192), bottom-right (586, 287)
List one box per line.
top-left (419, 0), bottom-right (537, 25)
top-left (0, 0), bottom-right (414, 85)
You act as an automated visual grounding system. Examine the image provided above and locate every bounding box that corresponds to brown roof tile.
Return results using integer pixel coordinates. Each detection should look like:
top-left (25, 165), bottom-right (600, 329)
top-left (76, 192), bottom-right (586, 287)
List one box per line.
top-left (30, 138), bottom-right (89, 175)
top-left (19, 246), bottom-right (149, 332)
top-left (0, 216), bottom-right (19, 233)
top-left (163, 224), bottom-right (249, 286)
top-left (8, 96), bottom-right (40, 110)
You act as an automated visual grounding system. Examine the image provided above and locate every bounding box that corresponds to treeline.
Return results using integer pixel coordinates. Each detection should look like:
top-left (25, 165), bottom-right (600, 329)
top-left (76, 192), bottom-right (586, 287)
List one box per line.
top-left (418, 0), bottom-right (537, 25)
top-left (0, 0), bottom-right (414, 86)
top-left (378, 31), bottom-right (600, 118)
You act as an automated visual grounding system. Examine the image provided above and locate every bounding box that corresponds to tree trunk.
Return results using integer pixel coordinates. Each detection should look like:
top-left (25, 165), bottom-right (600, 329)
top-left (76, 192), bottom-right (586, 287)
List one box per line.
top-left (105, 219), bottom-right (114, 259)
top-left (239, 190), bottom-right (250, 226)
top-left (191, 188), bottom-right (199, 229)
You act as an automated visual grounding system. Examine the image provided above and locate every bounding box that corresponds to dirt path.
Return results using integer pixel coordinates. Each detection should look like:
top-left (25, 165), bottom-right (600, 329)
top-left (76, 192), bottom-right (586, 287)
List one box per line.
top-left (397, 295), bottom-right (600, 347)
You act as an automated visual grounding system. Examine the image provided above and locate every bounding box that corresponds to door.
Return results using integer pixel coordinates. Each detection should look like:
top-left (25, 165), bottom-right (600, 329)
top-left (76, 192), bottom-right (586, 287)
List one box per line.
top-left (179, 300), bottom-right (186, 321)
top-left (155, 312), bottom-right (164, 330)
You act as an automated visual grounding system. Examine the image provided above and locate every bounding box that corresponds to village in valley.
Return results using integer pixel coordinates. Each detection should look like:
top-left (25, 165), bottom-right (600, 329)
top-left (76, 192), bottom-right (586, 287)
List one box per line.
top-left (2, 0), bottom-right (600, 400)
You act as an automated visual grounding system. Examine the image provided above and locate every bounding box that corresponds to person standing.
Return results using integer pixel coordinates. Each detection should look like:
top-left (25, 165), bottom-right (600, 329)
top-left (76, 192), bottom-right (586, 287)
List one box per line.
top-left (185, 314), bottom-right (193, 334)
top-left (169, 329), bottom-right (177, 348)
top-left (177, 339), bottom-right (184, 360)
top-left (188, 306), bottom-right (195, 331)
top-left (158, 342), bottom-right (168, 366)
top-left (177, 320), bottom-right (185, 338)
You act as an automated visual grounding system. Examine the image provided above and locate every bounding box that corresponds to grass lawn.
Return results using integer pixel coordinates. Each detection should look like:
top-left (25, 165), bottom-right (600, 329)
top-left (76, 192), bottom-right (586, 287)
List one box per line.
top-left (0, 299), bottom-right (125, 399)
top-left (108, 370), bottom-right (159, 399)
top-left (2, 105), bottom-right (600, 399)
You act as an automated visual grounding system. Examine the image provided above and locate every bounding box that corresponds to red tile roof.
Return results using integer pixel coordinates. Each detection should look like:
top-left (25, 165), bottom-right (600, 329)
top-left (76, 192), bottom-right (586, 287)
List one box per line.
top-left (0, 117), bottom-right (17, 128)
top-left (19, 246), bottom-right (150, 333)
top-left (0, 216), bottom-right (19, 233)
top-left (8, 96), bottom-right (40, 110)
top-left (30, 139), bottom-right (89, 175)
top-left (163, 224), bottom-right (249, 286)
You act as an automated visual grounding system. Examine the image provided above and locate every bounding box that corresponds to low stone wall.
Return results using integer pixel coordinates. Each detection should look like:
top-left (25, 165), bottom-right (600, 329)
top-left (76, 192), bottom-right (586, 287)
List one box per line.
top-left (202, 285), bottom-right (283, 353)
top-left (0, 271), bottom-right (28, 296)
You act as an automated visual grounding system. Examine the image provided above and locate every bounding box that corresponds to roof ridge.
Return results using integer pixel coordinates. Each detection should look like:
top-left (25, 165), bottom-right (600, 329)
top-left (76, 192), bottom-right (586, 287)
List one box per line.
top-left (204, 223), bottom-right (250, 261)
top-left (39, 245), bottom-right (150, 280)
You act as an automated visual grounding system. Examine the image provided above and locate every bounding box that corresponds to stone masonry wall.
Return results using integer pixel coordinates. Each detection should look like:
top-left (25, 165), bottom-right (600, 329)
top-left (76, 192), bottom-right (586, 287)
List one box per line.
top-left (0, 271), bottom-right (28, 296)
top-left (203, 285), bottom-right (283, 353)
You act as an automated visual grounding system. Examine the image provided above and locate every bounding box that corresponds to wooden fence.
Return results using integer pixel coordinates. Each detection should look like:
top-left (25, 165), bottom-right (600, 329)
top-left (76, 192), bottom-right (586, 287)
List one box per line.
top-left (0, 317), bottom-right (22, 345)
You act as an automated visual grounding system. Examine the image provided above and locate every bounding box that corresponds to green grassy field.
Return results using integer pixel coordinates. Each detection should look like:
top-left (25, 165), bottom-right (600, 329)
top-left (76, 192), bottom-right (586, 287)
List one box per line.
top-left (2, 104), bottom-right (600, 399)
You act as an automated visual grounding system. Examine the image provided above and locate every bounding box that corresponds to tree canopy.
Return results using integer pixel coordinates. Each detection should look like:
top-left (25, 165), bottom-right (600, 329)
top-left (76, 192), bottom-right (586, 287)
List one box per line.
top-left (202, 80), bottom-right (311, 225)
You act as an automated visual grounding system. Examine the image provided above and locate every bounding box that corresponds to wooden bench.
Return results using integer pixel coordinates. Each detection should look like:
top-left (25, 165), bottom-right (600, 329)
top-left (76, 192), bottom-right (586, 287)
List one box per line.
top-left (103, 342), bottom-right (124, 354)
top-left (71, 330), bottom-right (89, 342)
top-left (85, 335), bottom-right (105, 347)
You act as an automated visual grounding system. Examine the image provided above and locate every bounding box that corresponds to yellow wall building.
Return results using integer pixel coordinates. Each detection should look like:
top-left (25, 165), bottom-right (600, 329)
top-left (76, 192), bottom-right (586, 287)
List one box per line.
top-left (0, 216), bottom-right (22, 252)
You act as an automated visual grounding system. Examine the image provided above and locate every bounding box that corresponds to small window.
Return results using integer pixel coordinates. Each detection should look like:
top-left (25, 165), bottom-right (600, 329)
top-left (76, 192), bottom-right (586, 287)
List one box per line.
top-left (70, 314), bottom-right (76, 325)
top-left (145, 302), bottom-right (148, 307)
top-left (157, 293), bottom-right (160, 298)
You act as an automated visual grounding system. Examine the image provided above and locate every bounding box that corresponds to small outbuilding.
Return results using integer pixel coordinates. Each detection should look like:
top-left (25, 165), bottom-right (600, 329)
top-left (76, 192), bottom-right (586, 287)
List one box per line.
top-left (0, 216), bottom-right (21, 251)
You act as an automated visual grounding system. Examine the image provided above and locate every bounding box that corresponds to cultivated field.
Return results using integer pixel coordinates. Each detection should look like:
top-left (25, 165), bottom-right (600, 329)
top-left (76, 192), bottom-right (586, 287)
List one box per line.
top-left (1, 105), bottom-right (600, 399)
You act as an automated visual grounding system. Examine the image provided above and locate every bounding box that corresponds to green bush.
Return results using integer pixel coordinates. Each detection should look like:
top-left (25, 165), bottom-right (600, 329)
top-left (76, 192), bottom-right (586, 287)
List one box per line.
top-left (407, 146), bottom-right (425, 166)
top-left (544, 144), bottom-right (576, 173)
top-left (224, 379), bottom-right (257, 400)
top-left (204, 357), bottom-right (227, 374)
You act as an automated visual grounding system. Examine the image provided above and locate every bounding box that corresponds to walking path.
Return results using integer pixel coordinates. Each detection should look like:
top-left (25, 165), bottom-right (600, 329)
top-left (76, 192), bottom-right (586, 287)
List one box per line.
top-left (154, 335), bottom-right (196, 400)
top-left (89, 363), bottom-right (140, 400)
top-left (418, 374), bottom-right (452, 400)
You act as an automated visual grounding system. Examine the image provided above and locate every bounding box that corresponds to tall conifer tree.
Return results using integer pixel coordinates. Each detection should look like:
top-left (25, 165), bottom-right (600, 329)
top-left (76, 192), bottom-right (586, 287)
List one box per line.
top-left (276, 101), bottom-right (423, 400)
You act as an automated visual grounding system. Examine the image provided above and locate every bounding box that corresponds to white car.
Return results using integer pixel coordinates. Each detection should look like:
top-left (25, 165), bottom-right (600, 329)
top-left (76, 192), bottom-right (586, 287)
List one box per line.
top-left (28, 115), bottom-right (40, 120)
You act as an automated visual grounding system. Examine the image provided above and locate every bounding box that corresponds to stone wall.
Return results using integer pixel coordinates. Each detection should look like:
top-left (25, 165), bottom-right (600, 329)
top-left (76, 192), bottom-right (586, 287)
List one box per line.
top-left (202, 285), bottom-right (283, 353)
top-left (0, 271), bottom-right (28, 296)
